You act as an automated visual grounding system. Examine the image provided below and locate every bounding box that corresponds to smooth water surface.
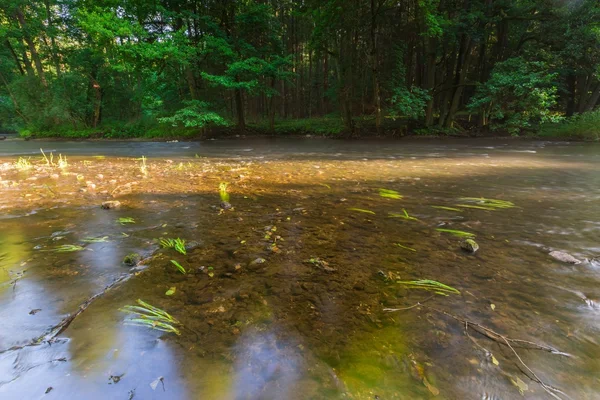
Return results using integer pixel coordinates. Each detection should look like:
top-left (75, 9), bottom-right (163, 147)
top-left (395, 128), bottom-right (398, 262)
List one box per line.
top-left (1, 137), bottom-right (599, 399)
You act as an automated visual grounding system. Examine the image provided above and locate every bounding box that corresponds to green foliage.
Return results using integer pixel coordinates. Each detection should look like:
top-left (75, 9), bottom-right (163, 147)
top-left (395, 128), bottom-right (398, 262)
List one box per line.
top-left (539, 110), bottom-right (600, 141)
top-left (469, 58), bottom-right (562, 135)
top-left (219, 182), bottom-right (230, 202)
top-left (158, 101), bottom-right (227, 128)
top-left (388, 86), bottom-right (431, 120)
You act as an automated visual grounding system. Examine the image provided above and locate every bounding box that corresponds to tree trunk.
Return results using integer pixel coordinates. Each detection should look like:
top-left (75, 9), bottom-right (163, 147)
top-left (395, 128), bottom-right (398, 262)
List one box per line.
top-left (424, 37), bottom-right (437, 127)
top-left (444, 35), bottom-right (473, 128)
top-left (14, 8), bottom-right (47, 87)
top-left (5, 41), bottom-right (24, 75)
top-left (234, 86), bottom-right (245, 131)
top-left (582, 82), bottom-right (600, 112)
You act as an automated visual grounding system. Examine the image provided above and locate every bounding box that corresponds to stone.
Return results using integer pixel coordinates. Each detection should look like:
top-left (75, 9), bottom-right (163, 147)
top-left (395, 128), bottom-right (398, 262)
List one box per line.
top-left (123, 253), bottom-right (141, 266)
top-left (549, 251), bottom-right (581, 264)
top-left (460, 239), bottom-right (479, 254)
top-left (101, 200), bottom-right (121, 209)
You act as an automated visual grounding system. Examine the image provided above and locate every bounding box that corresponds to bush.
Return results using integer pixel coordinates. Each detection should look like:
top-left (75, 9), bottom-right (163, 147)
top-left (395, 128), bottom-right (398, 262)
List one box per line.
top-left (539, 110), bottom-right (600, 141)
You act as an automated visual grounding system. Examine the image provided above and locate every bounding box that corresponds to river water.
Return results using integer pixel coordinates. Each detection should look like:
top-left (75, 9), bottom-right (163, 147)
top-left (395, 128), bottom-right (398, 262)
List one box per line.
top-left (0, 137), bottom-right (599, 399)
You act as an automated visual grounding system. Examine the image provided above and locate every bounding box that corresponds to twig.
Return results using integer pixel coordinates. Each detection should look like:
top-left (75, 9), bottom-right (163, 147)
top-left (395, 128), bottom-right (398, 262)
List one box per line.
top-left (383, 295), bottom-right (436, 312)
top-left (423, 306), bottom-right (570, 399)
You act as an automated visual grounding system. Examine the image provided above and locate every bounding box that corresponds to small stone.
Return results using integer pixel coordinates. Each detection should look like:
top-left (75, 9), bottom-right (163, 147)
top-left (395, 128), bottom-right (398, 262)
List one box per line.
top-left (220, 201), bottom-right (232, 210)
top-left (101, 200), bottom-right (121, 209)
top-left (549, 251), bottom-right (581, 264)
top-left (185, 241), bottom-right (202, 251)
top-left (250, 257), bottom-right (266, 265)
top-left (460, 239), bottom-right (479, 254)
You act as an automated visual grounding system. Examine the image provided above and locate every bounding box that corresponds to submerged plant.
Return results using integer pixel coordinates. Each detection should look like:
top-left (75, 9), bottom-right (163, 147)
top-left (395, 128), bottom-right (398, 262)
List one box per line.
top-left (40, 148), bottom-right (53, 166)
top-left (15, 157), bottom-right (32, 171)
top-left (117, 217), bottom-right (136, 225)
top-left (379, 188), bottom-right (403, 199)
top-left (436, 228), bottom-right (475, 238)
top-left (389, 209), bottom-right (419, 221)
top-left (219, 182), bottom-right (230, 202)
top-left (161, 238), bottom-right (186, 255)
top-left (52, 244), bottom-right (85, 252)
top-left (120, 299), bottom-right (181, 335)
top-left (170, 260), bottom-right (186, 274)
top-left (396, 279), bottom-right (460, 296)
top-left (348, 207), bottom-right (376, 215)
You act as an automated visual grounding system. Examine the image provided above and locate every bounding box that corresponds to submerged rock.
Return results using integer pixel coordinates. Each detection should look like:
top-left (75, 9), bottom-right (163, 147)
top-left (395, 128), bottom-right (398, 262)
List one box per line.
top-left (460, 239), bottom-right (479, 254)
top-left (123, 253), bottom-right (141, 266)
top-left (185, 241), bottom-right (202, 251)
top-left (101, 200), bottom-right (121, 209)
top-left (250, 257), bottom-right (266, 265)
top-left (220, 201), bottom-right (232, 210)
top-left (549, 251), bottom-right (581, 264)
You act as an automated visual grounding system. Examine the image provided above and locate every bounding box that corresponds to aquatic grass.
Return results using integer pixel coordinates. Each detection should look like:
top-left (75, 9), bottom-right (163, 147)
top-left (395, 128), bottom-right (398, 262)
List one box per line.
top-left (117, 217), bottom-right (136, 225)
top-left (431, 206), bottom-right (463, 212)
top-left (395, 243), bottom-right (417, 252)
top-left (348, 208), bottom-right (376, 215)
top-left (120, 299), bottom-right (181, 335)
top-left (396, 279), bottom-right (460, 296)
top-left (389, 209), bottom-right (419, 221)
top-left (170, 260), bottom-right (186, 274)
top-left (81, 236), bottom-right (110, 243)
top-left (219, 182), bottom-right (230, 202)
top-left (15, 157), bottom-right (32, 171)
top-left (52, 244), bottom-right (85, 252)
top-left (379, 188), bottom-right (403, 199)
top-left (160, 238), bottom-right (186, 255)
top-left (436, 228), bottom-right (475, 238)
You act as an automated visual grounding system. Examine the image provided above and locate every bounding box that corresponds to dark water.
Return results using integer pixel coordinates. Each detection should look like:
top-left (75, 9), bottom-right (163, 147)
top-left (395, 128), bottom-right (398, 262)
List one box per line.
top-left (1, 138), bottom-right (599, 399)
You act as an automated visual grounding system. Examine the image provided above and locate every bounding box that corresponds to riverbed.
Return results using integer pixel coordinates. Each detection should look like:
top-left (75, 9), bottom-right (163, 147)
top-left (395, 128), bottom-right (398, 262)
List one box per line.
top-left (0, 137), bottom-right (599, 399)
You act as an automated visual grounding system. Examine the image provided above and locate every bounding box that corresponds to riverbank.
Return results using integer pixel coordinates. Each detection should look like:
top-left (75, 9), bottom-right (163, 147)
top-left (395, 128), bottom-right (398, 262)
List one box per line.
top-left (8, 112), bottom-right (600, 142)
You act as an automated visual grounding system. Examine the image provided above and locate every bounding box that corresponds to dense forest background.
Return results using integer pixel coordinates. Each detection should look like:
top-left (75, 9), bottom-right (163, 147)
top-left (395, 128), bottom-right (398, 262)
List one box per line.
top-left (0, 0), bottom-right (599, 138)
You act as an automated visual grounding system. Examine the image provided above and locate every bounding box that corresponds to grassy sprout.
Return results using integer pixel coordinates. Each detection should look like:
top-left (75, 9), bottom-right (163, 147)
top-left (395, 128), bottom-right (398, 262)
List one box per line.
top-left (389, 209), bottom-right (419, 221)
top-left (396, 279), bottom-right (460, 296)
top-left (219, 182), bottom-right (230, 202)
top-left (81, 236), bottom-right (110, 243)
top-left (117, 217), bottom-right (136, 225)
top-left (395, 243), bottom-right (417, 252)
top-left (160, 238), bottom-right (186, 255)
top-left (348, 208), bottom-right (376, 215)
top-left (120, 299), bottom-right (181, 335)
top-left (457, 197), bottom-right (516, 210)
top-left (170, 260), bottom-right (186, 274)
top-left (436, 228), bottom-right (475, 237)
top-left (431, 206), bottom-right (463, 212)
top-left (52, 244), bottom-right (85, 252)
top-left (379, 188), bottom-right (403, 199)
top-left (138, 155), bottom-right (148, 175)
top-left (57, 154), bottom-right (68, 169)
top-left (15, 157), bottom-right (32, 171)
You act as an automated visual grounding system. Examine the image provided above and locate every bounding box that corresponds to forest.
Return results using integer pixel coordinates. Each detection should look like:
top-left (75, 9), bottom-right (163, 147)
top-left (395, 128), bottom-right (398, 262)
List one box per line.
top-left (0, 0), bottom-right (599, 139)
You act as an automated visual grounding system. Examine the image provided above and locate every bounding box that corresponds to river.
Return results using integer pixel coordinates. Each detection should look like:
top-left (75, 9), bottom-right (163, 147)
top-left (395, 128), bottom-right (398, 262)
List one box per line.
top-left (0, 137), bottom-right (599, 399)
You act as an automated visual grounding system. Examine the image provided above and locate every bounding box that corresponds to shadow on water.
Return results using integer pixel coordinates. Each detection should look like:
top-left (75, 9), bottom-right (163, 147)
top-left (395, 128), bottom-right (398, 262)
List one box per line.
top-left (0, 140), bottom-right (599, 399)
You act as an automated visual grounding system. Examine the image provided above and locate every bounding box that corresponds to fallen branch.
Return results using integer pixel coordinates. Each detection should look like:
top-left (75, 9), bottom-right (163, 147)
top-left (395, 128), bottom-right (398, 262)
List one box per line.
top-left (0, 274), bottom-right (131, 355)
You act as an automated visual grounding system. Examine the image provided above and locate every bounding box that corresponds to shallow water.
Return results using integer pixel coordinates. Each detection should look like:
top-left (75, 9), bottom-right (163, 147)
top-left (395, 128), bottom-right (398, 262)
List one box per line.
top-left (0, 137), bottom-right (599, 399)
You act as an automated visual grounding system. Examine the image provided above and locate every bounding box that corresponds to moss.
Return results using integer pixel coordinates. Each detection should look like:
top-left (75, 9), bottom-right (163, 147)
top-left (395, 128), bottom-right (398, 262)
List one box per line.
top-left (123, 253), bottom-right (141, 266)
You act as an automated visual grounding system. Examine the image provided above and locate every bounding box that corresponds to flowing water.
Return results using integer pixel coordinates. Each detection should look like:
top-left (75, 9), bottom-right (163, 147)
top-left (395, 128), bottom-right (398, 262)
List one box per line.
top-left (0, 137), bottom-right (599, 399)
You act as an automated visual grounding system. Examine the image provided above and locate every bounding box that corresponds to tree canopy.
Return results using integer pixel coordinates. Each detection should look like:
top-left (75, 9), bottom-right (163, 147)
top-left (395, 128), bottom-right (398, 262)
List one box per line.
top-left (1, 0), bottom-right (599, 137)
